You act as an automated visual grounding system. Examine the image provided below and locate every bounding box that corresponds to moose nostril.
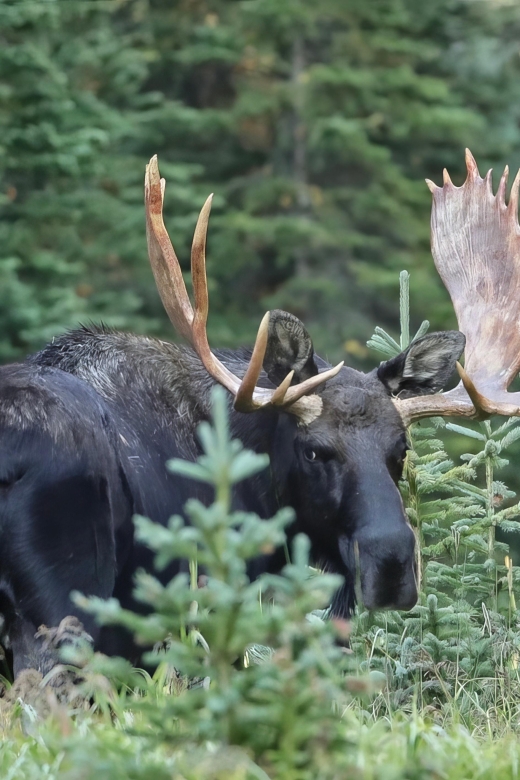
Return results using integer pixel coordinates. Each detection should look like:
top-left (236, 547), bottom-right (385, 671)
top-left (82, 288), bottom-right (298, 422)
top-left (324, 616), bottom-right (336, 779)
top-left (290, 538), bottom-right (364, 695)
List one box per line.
top-left (361, 565), bottom-right (418, 611)
top-left (355, 527), bottom-right (417, 611)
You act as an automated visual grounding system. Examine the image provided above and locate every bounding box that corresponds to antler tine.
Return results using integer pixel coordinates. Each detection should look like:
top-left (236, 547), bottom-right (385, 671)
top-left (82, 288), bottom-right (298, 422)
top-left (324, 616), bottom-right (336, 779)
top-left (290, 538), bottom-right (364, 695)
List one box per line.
top-left (497, 165), bottom-right (509, 206)
top-left (398, 150), bottom-right (520, 424)
top-left (272, 370), bottom-right (295, 405)
top-left (395, 387), bottom-right (476, 426)
top-left (508, 166), bottom-right (520, 218)
top-left (144, 156), bottom-right (194, 342)
top-left (442, 168), bottom-right (453, 186)
top-left (464, 147), bottom-right (480, 181)
top-left (146, 155), bottom-right (340, 419)
top-left (146, 158), bottom-right (245, 397)
top-left (234, 313), bottom-right (271, 412)
top-left (191, 194), bottom-right (213, 328)
top-left (483, 168), bottom-right (493, 196)
top-left (190, 193), bottom-right (215, 369)
top-left (283, 362), bottom-right (345, 405)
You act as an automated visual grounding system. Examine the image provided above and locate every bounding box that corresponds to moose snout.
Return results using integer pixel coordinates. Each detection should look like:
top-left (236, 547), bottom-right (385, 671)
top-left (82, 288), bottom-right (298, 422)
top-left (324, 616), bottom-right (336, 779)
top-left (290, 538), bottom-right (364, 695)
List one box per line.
top-left (355, 524), bottom-right (418, 611)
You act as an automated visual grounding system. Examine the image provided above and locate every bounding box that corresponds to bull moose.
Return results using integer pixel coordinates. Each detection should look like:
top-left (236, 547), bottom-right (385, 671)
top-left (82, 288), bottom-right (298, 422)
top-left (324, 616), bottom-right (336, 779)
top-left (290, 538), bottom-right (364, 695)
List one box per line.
top-left (0, 150), bottom-right (518, 677)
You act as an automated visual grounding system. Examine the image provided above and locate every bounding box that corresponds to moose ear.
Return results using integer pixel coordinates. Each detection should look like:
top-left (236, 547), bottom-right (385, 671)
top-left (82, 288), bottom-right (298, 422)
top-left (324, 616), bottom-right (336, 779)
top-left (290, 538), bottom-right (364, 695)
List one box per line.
top-left (263, 310), bottom-right (319, 386)
top-left (377, 331), bottom-right (466, 398)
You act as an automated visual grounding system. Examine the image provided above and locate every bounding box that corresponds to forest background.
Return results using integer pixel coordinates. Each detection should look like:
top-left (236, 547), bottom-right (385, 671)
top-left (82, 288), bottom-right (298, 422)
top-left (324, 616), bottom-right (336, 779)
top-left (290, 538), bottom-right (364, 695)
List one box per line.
top-left (3, 0), bottom-right (520, 373)
top-left (5, 3), bottom-right (520, 775)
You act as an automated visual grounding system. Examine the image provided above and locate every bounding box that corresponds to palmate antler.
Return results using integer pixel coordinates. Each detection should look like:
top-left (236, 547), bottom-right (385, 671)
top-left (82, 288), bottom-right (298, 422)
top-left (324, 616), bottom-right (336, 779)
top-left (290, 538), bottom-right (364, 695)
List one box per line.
top-left (396, 149), bottom-right (520, 425)
top-left (144, 155), bottom-right (343, 414)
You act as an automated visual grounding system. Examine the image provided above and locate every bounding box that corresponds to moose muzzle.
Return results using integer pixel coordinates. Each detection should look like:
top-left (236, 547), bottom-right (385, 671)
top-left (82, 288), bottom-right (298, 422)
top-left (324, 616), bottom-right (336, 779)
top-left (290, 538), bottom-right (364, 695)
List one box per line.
top-left (354, 524), bottom-right (417, 611)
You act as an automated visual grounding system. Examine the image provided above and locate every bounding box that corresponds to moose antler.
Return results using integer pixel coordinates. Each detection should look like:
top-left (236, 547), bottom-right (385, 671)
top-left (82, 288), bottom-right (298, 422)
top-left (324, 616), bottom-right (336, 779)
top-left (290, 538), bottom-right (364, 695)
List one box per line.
top-left (396, 149), bottom-right (520, 425)
top-left (144, 155), bottom-right (343, 414)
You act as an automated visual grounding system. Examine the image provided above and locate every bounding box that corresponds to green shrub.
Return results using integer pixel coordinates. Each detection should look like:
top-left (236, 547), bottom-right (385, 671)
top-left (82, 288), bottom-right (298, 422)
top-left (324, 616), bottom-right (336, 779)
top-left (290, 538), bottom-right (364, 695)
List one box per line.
top-left (355, 272), bottom-right (520, 734)
top-left (74, 385), bottom-right (365, 779)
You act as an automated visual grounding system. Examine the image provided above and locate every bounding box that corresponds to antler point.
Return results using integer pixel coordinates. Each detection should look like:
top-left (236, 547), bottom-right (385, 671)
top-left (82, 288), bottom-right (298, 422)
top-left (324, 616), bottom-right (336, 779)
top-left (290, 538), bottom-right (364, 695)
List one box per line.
top-left (258, 311), bottom-right (271, 336)
top-left (505, 167), bottom-right (520, 217)
top-left (146, 155), bottom-right (161, 189)
top-left (199, 194), bottom-right (214, 221)
top-left (497, 164), bottom-right (509, 206)
top-left (484, 168), bottom-right (493, 194)
top-left (464, 148), bottom-right (480, 181)
top-left (272, 370), bottom-right (295, 405)
top-left (442, 168), bottom-right (452, 186)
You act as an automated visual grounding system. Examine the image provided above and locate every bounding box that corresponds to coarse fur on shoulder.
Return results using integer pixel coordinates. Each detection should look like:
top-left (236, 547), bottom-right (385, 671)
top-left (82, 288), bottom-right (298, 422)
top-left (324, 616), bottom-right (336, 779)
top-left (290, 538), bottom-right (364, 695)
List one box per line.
top-left (28, 325), bottom-right (258, 423)
top-left (30, 323), bottom-right (197, 378)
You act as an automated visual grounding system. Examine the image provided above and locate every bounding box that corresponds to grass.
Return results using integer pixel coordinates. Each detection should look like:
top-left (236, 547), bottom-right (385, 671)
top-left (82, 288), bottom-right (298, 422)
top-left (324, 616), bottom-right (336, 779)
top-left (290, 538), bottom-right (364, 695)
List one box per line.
top-left (2, 687), bottom-right (520, 779)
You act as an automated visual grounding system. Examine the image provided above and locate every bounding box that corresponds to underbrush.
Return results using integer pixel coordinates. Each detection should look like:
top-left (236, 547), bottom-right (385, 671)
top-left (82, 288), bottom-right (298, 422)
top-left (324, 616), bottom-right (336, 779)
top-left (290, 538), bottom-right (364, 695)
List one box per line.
top-left (356, 273), bottom-right (520, 741)
top-left (2, 279), bottom-right (520, 777)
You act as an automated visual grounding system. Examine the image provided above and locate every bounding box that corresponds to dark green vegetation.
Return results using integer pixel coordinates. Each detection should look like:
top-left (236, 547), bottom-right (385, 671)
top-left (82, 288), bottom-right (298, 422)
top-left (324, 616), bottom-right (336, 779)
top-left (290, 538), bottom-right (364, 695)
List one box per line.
top-left (359, 295), bottom-right (520, 734)
top-left (3, 0), bottom-right (520, 364)
top-left (4, 1), bottom-right (520, 777)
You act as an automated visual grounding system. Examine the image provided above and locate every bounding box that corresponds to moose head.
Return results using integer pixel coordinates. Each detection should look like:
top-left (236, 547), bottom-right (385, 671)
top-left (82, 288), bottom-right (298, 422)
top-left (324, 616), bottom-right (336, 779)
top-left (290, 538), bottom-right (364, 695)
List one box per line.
top-left (143, 150), bottom-right (520, 615)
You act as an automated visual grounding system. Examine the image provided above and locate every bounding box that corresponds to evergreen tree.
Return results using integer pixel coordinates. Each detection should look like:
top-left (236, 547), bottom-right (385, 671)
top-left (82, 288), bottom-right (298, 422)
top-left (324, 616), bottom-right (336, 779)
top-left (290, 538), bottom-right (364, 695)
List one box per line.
top-left (120, 0), bottom-right (520, 362)
top-left (3, 0), bottom-right (520, 366)
top-left (77, 387), bottom-right (355, 778)
top-left (0, 0), bottom-right (139, 359)
top-left (356, 273), bottom-right (520, 725)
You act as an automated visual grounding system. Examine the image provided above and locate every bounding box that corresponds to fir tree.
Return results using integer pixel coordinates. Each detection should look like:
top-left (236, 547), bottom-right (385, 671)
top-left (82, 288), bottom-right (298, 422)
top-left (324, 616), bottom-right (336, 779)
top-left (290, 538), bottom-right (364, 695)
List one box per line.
top-left (356, 272), bottom-right (520, 726)
top-left (76, 387), bottom-right (358, 778)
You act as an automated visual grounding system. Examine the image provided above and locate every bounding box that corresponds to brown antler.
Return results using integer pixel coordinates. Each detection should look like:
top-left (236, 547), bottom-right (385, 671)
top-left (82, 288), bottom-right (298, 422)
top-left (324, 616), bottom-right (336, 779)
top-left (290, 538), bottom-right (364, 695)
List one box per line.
top-left (396, 149), bottom-right (520, 425)
top-left (144, 155), bottom-right (343, 415)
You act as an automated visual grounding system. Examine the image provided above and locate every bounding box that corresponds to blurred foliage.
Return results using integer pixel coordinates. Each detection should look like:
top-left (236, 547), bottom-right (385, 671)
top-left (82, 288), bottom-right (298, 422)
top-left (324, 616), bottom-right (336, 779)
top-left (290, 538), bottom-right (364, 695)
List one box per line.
top-left (69, 387), bottom-right (355, 778)
top-left (2, 0), bottom-right (520, 363)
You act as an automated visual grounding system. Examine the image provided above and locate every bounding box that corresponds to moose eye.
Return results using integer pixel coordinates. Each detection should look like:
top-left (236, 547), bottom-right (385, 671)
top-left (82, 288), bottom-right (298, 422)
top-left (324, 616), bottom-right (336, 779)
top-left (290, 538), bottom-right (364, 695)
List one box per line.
top-left (394, 435), bottom-right (409, 462)
top-left (304, 448), bottom-right (317, 462)
top-left (387, 436), bottom-right (410, 482)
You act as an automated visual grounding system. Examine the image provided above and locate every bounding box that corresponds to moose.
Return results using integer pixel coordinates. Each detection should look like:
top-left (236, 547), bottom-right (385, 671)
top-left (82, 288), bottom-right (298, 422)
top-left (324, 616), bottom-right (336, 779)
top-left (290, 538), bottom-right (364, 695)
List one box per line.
top-left (0, 150), bottom-right (518, 677)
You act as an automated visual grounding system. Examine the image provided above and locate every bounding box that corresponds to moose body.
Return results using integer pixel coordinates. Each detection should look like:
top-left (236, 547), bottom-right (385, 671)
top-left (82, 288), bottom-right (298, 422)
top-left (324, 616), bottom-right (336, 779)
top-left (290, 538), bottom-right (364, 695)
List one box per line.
top-left (0, 319), bottom-right (464, 676)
